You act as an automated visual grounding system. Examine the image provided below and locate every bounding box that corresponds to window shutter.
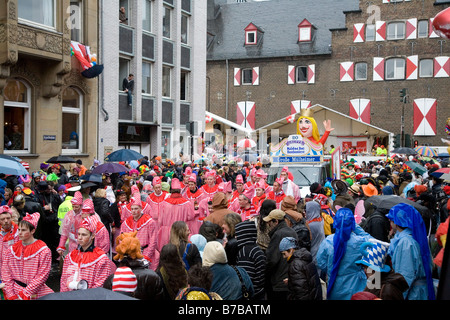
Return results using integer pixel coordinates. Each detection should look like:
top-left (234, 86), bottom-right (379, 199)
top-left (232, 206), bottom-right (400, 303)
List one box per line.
top-left (406, 18), bottom-right (417, 39)
top-left (236, 101), bottom-right (256, 130)
top-left (413, 98), bottom-right (437, 136)
top-left (349, 99), bottom-right (371, 124)
top-left (288, 65), bottom-right (296, 84)
top-left (429, 18), bottom-right (439, 38)
top-left (434, 56), bottom-right (450, 78)
top-left (373, 57), bottom-right (385, 81)
top-left (340, 62), bottom-right (354, 82)
top-left (234, 68), bottom-right (241, 86)
top-left (353, 23), bottom-right (365, 43)
top-left (290, 100), bottom-right (311, 114)
top-left (406, 55), bottom-right (418, 80)
top-left (307, 64), bottom-right (315, 84)
top-left (252, 67), bottom-right (260, 85)
top-left (375, 21), bottom-right (386, 41)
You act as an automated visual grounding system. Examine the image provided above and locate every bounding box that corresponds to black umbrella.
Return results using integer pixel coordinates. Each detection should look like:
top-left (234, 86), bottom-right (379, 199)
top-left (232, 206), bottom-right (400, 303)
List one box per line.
top-left (81, 64), bottom-right (104, 79)
top-left (391, 147), bottom-right (417, 155)
top-left (47, 155), bottom-right (77, 164)
top-left (365, 195), bottom-right (430, 216)
top-left (38, 287), bottom-right (137, 300)
top-left (79, 174), bottom-right (103, 183)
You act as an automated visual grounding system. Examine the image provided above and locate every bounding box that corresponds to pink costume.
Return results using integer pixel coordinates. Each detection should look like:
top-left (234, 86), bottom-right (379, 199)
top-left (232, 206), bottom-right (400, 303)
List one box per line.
top-left (145, 176), bottom-right (169, 219)
top-left (60, 216), bottom-right (114, 292)
top-left (0, 207), bottom-right (19, 280)
top-left (1, 213), bottom-right (54, 300)
top-left (156, 179), bottom-right (195, 253)
top-left (120, 195), bottom-right (158, 270)
top-left (281, 166), bottom-right (301, 203)
top-left (183, 174), bottom-right (208, 234)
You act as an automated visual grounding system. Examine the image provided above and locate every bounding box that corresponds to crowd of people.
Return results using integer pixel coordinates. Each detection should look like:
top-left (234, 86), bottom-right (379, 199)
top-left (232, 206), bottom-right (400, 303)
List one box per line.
top-left (0, 152), bottom-right (448, 301)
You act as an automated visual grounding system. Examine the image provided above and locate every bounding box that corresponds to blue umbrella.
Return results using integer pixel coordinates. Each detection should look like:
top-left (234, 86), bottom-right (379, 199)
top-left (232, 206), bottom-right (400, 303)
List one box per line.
top-left (0, 157), bottom-right (28, 176)
top-left (104, 149), bottom-right (144, 162)
top-left (91, 163), bottom-right (129, 175)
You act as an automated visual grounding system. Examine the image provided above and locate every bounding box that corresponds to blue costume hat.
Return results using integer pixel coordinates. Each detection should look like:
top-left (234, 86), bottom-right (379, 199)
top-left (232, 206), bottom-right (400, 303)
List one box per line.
top-left (356, 239), bottom-right (391, 272)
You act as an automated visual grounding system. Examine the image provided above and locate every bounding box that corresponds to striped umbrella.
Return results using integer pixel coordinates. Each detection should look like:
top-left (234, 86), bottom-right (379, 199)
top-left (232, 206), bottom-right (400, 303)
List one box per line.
top-left (237, 138), bottom-right (257, 149)
top-left (414, 146), bottom-right (438, 157)
top-left (430, 168), bottom-right (450, 181)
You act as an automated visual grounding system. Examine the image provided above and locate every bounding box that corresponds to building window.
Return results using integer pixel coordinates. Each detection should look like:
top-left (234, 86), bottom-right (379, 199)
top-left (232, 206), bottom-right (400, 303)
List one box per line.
top-left (419, 59), bottom-right (433, 78)
top-left (355, 62), bottom-right (368, 80)
top-left (298, 19), bottom-right (312, 42)
top-left (418, 20), bottom-right (428, 38)
top-left (385, 58), bottom-right (405, 80)
top-left (242, 68), bottom-right (254, 85)
top-left (366, 24), bottom-right (375, 42)
top-left (18, 0), bottom-right (56, 29)
top-left (69, 1), bottom-right (83, 42)
top-left (387, 22), bottom-right (405, 40)
top-left (3, 79), bottom-right (31, 153)
top-left (142, 61), bottom-right (152, 95)
top-left (163, 6), bottom-right (172, 39)
top-left (180, 71), bottom-right (189, 101)
top-left (296, 66), bottom-right (308, 83)
top-left (181, 14), bottom-right (189, 44)
top-left (162, 65), bottom-right (171, 98)
top-left (119, 58), bottom-right (130, 91)
top-left (119, 0), bottom-right (130, 24)
top-left (142, 0), bottom-right (152, 32)
top-left (62, 87), bottom-right (83, 153)
top-left (161, 130), bottom-right (171, 158)
top-left (246, 31), bottom-right (257, 45)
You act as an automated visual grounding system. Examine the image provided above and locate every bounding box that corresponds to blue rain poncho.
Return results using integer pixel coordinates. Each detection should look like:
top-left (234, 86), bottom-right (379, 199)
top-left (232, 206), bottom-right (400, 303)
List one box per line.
top-left (316, 208), bottom-right (373, 300)
top-left (386, 203), bottom-right (436, 300)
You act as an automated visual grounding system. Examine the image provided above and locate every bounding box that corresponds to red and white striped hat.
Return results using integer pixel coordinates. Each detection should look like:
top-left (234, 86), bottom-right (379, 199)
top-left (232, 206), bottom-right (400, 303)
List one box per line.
top-left (81, 198), bottom-right (95, 214)
top-left (112, 267), bottom-right (137, 293)
top-left (23, 212), bottom-right (40, 228)
top-left (79, 215), bottom-right (97, 234)
top-left (71, 191), bottom-right (83, 206)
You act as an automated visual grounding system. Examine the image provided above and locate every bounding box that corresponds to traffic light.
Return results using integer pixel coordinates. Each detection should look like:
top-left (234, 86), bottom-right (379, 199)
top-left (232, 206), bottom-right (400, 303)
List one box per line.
top-left (400, 88), bottom-right (407, 103)
top-left (393, 134), bottom-right (400, 148)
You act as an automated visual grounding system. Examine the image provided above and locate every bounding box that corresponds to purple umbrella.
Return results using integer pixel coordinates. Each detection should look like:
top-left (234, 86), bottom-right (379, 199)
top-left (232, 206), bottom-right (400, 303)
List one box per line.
top-left (91, 163), bottom-right (128, 175)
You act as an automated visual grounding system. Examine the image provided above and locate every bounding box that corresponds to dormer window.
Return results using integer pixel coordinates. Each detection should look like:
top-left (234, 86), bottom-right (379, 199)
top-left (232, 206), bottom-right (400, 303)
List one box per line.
top-left (245, 22), bottom-right (261, 45)
top-left (298, 19), bottom-right (313, 42)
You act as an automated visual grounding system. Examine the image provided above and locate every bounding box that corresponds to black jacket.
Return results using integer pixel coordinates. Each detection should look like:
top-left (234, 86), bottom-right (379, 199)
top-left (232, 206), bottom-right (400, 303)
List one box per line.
top-left (103, 258), bottom-right (164, 300)
top-left (286, 248), bottom-right (323, 300)
top-left (265, 220), bottom-right (298, 292)
top-left (93, 197), bottom-right (114, 230)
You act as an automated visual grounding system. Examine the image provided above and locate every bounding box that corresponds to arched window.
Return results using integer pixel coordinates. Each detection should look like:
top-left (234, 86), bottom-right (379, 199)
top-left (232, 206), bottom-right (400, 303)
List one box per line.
top-left (62, 87), bottom-right (83, 153)
top-left (3, 79), bottom-right (31, 153)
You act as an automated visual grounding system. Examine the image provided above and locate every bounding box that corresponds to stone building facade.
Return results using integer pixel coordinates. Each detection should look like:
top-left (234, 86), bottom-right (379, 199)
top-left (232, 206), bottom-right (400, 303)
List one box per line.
top-left (207, 0), bottom-right (450, 151)
top-left (0, 0), bottom-right (99, 171)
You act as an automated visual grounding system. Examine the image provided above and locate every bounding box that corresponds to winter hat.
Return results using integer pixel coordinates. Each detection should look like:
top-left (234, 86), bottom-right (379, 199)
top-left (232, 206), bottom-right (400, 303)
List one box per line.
top-left (112, 267), bottom-right (137, 293)
top-left (188, 174), bottom-right (197, 183)
top-left (171, 178), bottom-right (182, 190)
top-left (23, 212), bottom-right (40, 229)
top-left (235, 174), bottom-right (244, 184)
top-left (81, 199), bottom-right (95, 214)
top-left (355, 239), bottom-right (391, 272)
top-left (414, 184), bottom-right (428, 196)
top-left (279, 237), bottom-right (298, 252)
top-left (382, 186), bottom-right (394, 196)
top-left (79, 215), bottom-right (97, 234)
top-left (130, 195), bottom-right (142, 208)
top-left (152, 176), bottom-right (162, 186)
top-left (71, 191), bottom-right (83, 205)
top-left (202, 241), bottom-right (227, 267)
top-left (161, 182), bottom-right (170, 192)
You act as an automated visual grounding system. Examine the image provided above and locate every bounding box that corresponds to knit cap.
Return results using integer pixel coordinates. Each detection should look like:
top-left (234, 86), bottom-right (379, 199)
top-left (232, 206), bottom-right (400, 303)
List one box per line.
top-left (112, 267), bottom-right (137, 293)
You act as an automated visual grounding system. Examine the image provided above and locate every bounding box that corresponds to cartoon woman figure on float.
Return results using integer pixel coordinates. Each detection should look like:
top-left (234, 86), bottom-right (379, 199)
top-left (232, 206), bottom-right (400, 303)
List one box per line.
top-left (296, 107), bottom-right (334, 147)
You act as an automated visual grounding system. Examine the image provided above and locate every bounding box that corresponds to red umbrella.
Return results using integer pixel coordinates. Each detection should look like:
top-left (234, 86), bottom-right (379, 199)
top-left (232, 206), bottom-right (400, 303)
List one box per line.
top-left (237, 138), bottom-right (256, 149)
